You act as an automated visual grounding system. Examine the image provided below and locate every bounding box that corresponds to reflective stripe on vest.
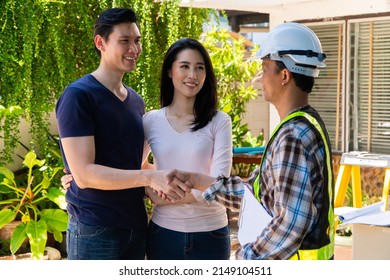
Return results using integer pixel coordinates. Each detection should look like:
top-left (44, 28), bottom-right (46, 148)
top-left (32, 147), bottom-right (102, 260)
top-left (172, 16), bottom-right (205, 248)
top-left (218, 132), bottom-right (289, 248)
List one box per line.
top-left (254, 111), bottom-right (334, 260)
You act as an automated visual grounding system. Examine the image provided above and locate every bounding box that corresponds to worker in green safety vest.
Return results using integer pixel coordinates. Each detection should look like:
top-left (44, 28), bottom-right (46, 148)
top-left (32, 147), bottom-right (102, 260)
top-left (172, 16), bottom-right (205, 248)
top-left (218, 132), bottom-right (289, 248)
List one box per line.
top-left (164, 22), bottom-right (334, 260)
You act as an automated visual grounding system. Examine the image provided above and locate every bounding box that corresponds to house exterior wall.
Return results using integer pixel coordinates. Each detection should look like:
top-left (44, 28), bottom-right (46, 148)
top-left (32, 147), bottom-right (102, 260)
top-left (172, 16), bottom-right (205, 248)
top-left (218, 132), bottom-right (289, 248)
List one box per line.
top-left (241, 76), bottom-right (270, 142)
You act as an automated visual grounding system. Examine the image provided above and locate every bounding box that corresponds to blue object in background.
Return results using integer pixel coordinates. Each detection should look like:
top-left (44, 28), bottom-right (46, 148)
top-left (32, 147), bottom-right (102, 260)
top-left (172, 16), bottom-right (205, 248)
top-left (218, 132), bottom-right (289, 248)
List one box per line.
top-left (233, 146), bottom-right (265, 155)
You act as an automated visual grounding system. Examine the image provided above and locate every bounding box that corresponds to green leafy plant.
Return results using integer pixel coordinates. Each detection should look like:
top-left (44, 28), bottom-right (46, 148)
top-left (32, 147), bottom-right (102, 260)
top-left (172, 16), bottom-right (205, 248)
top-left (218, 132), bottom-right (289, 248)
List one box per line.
top-left (201, 28), bottom-right (261, 147)
top-left (0, 151), bottom-right (67, 259)
top-left (129, 0), bottom-right (208, 111)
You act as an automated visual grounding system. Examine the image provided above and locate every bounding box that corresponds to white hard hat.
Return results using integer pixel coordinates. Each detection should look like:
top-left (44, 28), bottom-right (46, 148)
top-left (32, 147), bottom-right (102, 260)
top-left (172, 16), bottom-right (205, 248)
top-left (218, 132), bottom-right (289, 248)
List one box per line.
top-left (258, 22), bottom-right (326, 77)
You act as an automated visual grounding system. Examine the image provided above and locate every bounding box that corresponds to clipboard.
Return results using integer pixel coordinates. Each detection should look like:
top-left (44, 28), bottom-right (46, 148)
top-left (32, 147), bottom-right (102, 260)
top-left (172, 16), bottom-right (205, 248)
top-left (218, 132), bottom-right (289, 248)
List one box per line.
top-left (237, 185), bottom-right (272, 246)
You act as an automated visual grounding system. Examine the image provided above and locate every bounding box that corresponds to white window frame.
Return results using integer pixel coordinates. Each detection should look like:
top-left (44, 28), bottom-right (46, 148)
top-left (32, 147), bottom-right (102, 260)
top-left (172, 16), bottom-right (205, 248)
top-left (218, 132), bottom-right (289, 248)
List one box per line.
top-left (347, 16), bottom-right (390, 153)
top-left (307, 21), bottom-right (347, 152)
top-left (305, 16), bottom-right (390, 154)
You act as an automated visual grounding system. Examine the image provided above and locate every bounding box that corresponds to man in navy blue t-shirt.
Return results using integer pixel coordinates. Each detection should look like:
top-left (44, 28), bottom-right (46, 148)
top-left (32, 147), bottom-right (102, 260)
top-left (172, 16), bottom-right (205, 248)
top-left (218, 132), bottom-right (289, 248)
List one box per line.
top-left (56, 7), bottom-right (190, 260)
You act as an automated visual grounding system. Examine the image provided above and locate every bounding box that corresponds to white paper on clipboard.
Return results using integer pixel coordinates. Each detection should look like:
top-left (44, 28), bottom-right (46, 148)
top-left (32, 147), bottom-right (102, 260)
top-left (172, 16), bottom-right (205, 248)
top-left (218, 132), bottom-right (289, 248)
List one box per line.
top-left (237, 185), bottom-right (272, 246)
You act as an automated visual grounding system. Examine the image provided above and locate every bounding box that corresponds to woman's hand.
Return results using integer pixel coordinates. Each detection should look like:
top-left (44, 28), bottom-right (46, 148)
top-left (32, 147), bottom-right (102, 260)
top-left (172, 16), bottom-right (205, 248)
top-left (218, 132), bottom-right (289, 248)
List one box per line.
top-left (145, 186), bottom-right (196, 205)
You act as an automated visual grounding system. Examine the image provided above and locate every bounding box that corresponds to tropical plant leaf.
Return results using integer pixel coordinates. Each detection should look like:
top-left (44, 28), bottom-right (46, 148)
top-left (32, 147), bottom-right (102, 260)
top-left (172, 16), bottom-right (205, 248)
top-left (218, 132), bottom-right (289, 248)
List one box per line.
top-left (49, 167), bottom-right (63, 180)
top-left (39, 173), bottom-right (50, 190)
top-left (23, 151), bottom-right (45, 170)
top-left (10, 222), bottom-right (27, 254)
top-left (52, 229), bottom-right (63, 243)
top-left (45, 187), bottom-right (67, 209)
top-left (41, 209), bottom-right (68, 232)
top-left (0, 209), bottom-right (16, 229)
top-left (26, 220), bottom-right (47, 260)
top-left (0, 167), bottom-right (14, 180)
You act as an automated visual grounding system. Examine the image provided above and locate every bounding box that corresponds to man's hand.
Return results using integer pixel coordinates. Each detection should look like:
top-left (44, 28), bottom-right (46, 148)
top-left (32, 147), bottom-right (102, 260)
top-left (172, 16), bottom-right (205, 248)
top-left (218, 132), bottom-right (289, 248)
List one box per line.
top-left (147, 169), bottom-right (192, 202)
top-left (166, 169), bottom-right (193, 189)
top-left (151, 169), bottom-right (215, 202)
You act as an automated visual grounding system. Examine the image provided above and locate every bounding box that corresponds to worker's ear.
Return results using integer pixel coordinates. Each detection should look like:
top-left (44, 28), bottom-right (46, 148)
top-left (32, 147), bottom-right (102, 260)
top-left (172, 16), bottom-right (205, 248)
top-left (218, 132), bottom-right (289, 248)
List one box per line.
top-left (281, 68), bottom-right (291, 86)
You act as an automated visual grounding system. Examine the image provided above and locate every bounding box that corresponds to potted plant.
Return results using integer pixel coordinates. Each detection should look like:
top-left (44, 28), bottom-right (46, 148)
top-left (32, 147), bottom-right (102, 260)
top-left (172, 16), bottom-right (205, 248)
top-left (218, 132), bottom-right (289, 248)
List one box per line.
top-left (0, 151), bottom-right (68, 259)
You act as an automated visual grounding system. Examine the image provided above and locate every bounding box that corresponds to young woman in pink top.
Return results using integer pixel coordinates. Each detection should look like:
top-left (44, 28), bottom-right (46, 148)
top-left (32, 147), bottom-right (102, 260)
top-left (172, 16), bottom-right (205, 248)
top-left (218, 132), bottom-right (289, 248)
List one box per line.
top-left (143, 38), bottom-right (232, 260)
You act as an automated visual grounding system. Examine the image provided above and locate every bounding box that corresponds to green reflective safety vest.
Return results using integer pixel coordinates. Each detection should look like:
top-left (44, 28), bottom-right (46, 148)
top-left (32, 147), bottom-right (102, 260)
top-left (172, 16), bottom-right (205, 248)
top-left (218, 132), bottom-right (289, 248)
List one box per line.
top-left (253, 111), bottom-right (334, 260)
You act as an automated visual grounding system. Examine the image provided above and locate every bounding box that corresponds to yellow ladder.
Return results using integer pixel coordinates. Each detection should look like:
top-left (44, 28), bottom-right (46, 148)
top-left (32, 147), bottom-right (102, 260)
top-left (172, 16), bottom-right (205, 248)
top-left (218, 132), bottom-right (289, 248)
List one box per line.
top-left (334, 152), bottom-right (390, 211)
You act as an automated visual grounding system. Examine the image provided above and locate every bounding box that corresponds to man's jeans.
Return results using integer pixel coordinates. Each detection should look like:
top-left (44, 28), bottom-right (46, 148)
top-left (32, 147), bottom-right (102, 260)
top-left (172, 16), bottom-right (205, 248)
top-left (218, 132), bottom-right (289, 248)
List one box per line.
top-left (66, 215), bottom-right (146, 260)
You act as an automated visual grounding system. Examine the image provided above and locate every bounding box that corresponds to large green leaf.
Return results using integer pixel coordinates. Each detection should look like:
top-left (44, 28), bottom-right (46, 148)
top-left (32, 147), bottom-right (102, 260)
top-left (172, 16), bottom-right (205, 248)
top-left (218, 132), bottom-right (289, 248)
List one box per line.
top-left (26, 220), bottom-right (47, 260)
top-left (40, 173), bottom-right (51, 190)
top-left (0, 167), bottom-right (14, 180)
top-left (45, 187), bottom-right (67, 209)
top-left (51, 229), bottom-right (63, 243)
top-left (0, 209), bottom-right (17, 229)
top-left (10, 222), bottom-right (28, 254)
top-left (0, 182), bottom-right (12, 194)
top-left (41, 209), bottom-right (68, 232)
top-left (49, 167), bottom-right (63, 180)
top-left (23, 151), bottom-right (45, 170)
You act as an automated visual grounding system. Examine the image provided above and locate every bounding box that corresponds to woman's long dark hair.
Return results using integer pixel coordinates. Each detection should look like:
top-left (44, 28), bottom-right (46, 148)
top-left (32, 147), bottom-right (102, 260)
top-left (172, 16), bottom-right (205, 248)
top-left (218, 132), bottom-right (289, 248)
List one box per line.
top-left (160, 38), bottom-right (218, 131)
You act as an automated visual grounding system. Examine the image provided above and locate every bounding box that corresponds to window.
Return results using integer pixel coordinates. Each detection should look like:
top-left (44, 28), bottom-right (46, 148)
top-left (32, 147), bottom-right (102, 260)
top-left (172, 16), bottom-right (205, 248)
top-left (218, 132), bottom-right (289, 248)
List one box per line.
top-left (308, 22), bottom-right (345, 152)
top-left (348, 18), bottom-right (390, 153)
top-left (307, 17), bottom-right (390, 154)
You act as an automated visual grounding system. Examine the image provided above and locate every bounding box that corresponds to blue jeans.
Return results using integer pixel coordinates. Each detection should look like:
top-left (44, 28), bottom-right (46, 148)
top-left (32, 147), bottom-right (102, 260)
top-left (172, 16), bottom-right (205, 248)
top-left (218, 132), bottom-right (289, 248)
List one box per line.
top-left (146, 220), bottom-right (230, 260)
top-left (66, 215), bottom-right (146, 260)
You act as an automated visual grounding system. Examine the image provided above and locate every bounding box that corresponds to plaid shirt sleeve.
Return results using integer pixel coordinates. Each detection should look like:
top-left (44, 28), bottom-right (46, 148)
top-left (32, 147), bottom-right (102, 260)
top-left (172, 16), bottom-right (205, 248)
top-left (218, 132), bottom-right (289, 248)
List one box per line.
top-left (202, 167), bottom-right (261, 212)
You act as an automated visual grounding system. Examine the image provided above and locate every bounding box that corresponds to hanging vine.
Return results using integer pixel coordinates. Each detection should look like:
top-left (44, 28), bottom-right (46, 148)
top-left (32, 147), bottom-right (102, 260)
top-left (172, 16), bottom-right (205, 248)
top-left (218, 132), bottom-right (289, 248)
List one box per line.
top-left (127, 0), bottom-right (207, 111)
top-left (0, 0), bottom-right (208, 165)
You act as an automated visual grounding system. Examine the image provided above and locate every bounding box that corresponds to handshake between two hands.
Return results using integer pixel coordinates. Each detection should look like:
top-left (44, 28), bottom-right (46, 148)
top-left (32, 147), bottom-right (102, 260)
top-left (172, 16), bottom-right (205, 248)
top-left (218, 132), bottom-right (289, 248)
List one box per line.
top-left (150, 169), bottom-right (194, 203)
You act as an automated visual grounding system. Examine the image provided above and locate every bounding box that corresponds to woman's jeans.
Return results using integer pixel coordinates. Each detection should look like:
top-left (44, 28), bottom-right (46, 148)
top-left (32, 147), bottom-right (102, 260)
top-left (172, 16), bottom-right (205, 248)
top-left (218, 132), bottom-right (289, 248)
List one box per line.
top-left (66, 215), bottom-right (146, 260)
top-left (146, 220), bottom-right (230, 260)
